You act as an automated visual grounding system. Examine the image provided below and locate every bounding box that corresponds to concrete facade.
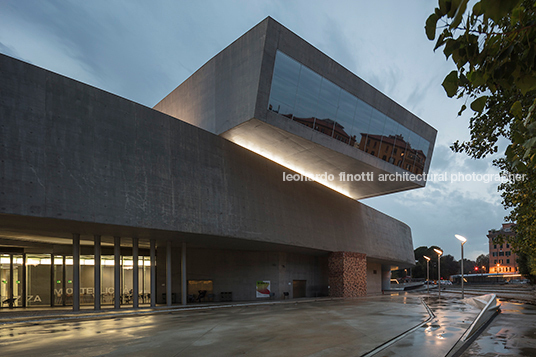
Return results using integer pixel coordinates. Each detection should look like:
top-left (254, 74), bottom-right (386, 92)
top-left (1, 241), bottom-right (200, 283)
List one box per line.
top-left (155, 17), bottom-right (437, 199)
top-left (0, 17), bottom-right (435, 309)
top-left (0, 52), bottom-right (414, 265)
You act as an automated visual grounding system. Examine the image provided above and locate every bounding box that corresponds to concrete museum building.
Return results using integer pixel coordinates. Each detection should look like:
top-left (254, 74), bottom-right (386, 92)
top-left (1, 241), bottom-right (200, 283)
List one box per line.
top-left (0, 18), bottom-right (436, 310)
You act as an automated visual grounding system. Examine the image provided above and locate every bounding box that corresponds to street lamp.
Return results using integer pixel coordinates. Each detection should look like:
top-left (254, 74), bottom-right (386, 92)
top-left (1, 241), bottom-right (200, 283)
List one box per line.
top-left (424, 255), bottom-right (431, 294)
top-left (455, 234), bottom-right (467, 299)
top-left (433, 248), bottom-right (443, 298)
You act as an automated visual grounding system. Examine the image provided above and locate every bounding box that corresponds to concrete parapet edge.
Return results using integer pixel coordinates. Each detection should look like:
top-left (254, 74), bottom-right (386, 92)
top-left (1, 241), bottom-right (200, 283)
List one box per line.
top-left (446, 294), bottom-right (501, 357)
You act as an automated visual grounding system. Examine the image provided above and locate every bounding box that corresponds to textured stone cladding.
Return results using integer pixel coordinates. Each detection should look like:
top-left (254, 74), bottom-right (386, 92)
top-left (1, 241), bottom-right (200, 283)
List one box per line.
top-left (328, 252), bottom-right (367, 297)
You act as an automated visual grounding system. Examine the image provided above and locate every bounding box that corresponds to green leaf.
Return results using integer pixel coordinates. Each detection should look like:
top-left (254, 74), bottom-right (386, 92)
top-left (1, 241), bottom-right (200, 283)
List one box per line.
top-left (511, 101), bottom-right (523, 119)
top-left (443, 38), bottom-right (461, 59)
top-left (450, 0), bottom-right (469, 29)
top-left (434, 30), bottom-right (449, 51)
top-left (470, 96), bottom-right (488, 112)
top-left (472, 1), bottom-right (482, 16)
top-left (458, 104), bottom-right (467, 116)
top-left (425, 13), bottom-right (439, 40)
top-left (442, 70), bottom-right (459, 97)
top-left (480, 0), bottom-right (523, 23)
top-left (439, 0), bottom-right (451, 16)
top-left (515, 75), bottom-right (536, 95)
top-left (448, 0), bottom-right (463, 18)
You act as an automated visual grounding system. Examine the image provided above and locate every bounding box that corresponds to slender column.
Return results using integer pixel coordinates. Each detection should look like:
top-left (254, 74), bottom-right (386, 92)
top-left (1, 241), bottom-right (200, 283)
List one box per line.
top-left (381, 265), bottom-right (391, 292)
top-left (461, 244), bottom-right (465, 299)
top-left (72, 233), bottom-right (81, 311)
top-left (94, 235), bottom-right (101, 310)
top-left (50, 253), bottom-right (55, 307)
top-left (150, 239), bottom-right (156, 307)
top-left (62, 256), bottom-right (66, 306)
top-left (132, 237), bottom-right (139, 308)
top-left (114, 236), bottom-right (121, 309)
top-left (9, 254), bottom-right (14, 308)
top-left (181, 242), bottom-right (187, 305)
top-left (166, 241), bottom-right (172, 306)
top-left (22, 253), bottom-right (27, 308)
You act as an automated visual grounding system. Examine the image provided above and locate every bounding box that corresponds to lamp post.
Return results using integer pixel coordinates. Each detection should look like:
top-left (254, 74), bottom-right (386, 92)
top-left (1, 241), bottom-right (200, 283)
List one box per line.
top-left (455, 234), bottom-right (467, 299)
top-left (424, 255), bottom-right (431, 294)
top-left (433, 248), bottom-right (443, 298)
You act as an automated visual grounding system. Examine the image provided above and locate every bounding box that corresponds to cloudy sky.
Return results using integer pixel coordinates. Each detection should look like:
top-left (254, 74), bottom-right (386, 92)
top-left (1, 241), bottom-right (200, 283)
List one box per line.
top-left (0, 0), bottom-right (509, 261)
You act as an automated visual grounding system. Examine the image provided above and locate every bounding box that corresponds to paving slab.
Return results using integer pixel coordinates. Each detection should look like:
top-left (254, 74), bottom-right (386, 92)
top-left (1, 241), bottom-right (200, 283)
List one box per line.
top-left (375, 295), bottom-right (480, 356)
top-left (0, 296), bottom-right (430, 357)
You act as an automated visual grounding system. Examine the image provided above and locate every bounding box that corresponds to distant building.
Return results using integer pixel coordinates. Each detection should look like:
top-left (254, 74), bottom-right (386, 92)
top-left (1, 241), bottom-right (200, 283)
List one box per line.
top-left (358, 134), bottom-right (426, 174)
top-left (488, 223), bottom-right (518, 274)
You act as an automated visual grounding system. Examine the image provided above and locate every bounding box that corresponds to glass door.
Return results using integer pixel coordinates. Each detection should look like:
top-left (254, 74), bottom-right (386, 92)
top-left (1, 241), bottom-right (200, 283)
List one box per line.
top-left (1, 254), bottom-right (24, 308)
top-left (12, 255), bottom-right (23, 307)
top-left (1, 254), bottom-right (10, 308)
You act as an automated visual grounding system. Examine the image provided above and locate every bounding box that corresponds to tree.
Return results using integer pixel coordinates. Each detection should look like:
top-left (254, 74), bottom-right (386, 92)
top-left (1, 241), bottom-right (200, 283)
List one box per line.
top-left (413, 245), bottom-right (445, 279)
top-left (426, 0), bottom-right (536, 281)
top-left (442, 254), bottom-right (460, 278)
top-left (476, 253), bottom-right (490, 271)
top-left (517, 252), bottom-right (536, 283)
top-left (462, 258), bottom-right (477, 274)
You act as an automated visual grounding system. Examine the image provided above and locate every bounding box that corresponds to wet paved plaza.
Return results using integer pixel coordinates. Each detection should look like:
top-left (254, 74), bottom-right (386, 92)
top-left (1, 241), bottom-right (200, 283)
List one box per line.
top-left (461, 300), bottom-right (536, 357)
top-left (0, 296), bottom-right (429, 356)
top-left (0, 294), bottom-right (534, 356)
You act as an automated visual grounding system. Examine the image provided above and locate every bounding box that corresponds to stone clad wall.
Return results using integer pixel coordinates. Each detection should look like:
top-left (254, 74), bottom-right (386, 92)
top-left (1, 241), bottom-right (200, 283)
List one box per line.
top-left (328, 252), bottom-right (367, 297)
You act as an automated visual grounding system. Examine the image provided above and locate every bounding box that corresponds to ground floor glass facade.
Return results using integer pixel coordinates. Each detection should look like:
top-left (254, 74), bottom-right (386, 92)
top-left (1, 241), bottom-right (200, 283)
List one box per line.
top-left (1, 252), bottom-right (151, 309)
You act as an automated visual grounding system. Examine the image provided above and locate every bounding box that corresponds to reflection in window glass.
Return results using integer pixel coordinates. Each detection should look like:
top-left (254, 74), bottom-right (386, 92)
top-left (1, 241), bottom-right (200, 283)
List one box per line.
top-left (267, 50), bottom-right (430, 173)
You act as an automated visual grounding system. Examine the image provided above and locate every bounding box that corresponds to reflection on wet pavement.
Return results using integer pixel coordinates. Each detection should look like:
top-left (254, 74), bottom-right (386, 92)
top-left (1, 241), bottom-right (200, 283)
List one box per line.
top-left (0, 297), bottom-right (430, 357)
top-left (377, 296), bottom-right (480, 356)
top-left (2, 295), bottom-right (526, 357)
top-left (461, 300), bottom-right (536, 357)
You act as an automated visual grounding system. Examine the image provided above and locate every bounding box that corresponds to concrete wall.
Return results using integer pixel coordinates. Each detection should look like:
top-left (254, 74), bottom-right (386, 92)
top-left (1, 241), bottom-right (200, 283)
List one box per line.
top-left (0, 53), bottom-right (414, 267)
top-left (153, 19), bottom-right (267, 134)
top-left (366, 262), bottom-right (382, 295)
top-left (154, 17), bottom-right (436, 173)
top-left (155, 246), bottom-right (328, 303)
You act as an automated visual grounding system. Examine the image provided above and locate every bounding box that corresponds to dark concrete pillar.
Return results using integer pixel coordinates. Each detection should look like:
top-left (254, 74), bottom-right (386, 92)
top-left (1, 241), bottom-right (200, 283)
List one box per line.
top-left (21, 253), bottom-right (26, 308)
top-left (181, 242), bottom-right (187, 305)
top-left (114, 236), bottom-right (121, 309)
top-left (9, 254), bottom-right (14, 308)
top-left (328, 252), bottom-right (367, 297)
top-left (133, 237), bottom-right (139, 308)
top-left (73, 233), bottom-right (81, 311)
top-left (62, 256), bottom-right (66, 306)
top-left (166, 241), bottom-right (172, 306)
top-left (381, 265), bottom-right (391, 292)
top-left (94, 235), bottom-right (101, 310)
top-left (50, 253), bottom-right (55, 307)
top-left (150, 239), bottom-right (156, 307)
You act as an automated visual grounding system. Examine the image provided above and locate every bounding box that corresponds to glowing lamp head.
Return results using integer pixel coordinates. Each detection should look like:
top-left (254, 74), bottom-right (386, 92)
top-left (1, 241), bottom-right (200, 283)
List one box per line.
top-left (433, 248), bottom-right (443, 256)
top-left (423, 255), bottom-right (430, 261)
top-left (455, 234), bottom-right (467, 245)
